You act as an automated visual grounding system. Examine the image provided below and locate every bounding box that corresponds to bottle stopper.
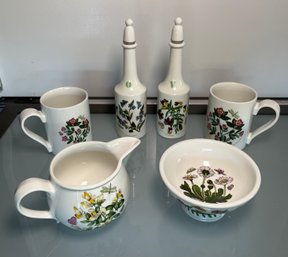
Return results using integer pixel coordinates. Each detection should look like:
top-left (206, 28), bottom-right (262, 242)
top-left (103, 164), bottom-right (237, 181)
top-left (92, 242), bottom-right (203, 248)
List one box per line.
top-left (170, 17), bottom-right (185, 48)
top-left (122, 18), bottom-right (137, 49)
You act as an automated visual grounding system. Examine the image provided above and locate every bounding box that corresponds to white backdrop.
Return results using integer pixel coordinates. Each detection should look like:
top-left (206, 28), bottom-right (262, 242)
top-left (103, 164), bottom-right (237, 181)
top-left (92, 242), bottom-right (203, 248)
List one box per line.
top-left (0, 0), bottom-right (287, 97)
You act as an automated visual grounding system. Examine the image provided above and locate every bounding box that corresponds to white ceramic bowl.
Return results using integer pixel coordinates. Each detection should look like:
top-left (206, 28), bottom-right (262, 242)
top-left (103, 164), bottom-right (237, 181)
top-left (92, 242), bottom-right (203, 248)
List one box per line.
top-left (159, 139), bottom-right (261, 222)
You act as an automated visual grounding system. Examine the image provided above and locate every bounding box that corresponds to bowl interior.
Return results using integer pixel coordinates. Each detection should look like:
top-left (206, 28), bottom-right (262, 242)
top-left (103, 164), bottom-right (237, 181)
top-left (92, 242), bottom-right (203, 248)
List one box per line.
top-left (160, 139), bottom-right (261, 208)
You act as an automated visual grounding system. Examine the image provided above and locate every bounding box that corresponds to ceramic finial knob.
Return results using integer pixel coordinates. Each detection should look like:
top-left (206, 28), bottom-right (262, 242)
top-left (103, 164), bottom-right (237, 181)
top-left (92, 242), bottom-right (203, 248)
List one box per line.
top-left (123, 18), bottom-right (137, 48)
top-left (170, 17), bottom-right (185, 47)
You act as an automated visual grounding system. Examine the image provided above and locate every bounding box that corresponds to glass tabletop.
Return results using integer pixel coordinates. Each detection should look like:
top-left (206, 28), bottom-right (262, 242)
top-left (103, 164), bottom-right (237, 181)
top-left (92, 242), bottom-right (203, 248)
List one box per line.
top-left (0, 114), bottom-right (287, 257)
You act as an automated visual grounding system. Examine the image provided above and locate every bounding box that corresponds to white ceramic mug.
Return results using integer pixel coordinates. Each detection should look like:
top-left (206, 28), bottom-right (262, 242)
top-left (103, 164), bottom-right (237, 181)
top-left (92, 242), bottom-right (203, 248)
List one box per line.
top-left (14, 137), bottom-right (141, 231)
top-left (206, 82), bottom-right (280, 149)
top-left (20, 87), bottom-right (92, 154)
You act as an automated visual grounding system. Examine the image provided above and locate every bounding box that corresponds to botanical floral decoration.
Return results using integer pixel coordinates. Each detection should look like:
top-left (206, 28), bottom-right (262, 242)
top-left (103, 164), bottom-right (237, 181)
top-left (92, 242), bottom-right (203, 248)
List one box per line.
top-left (115, 99), bottom-right (146, 133)
top-left (183, 205), bottom-right (227, 219)
top-left (67, 184), bottom-right (125, 230)
top-left (207, 107), bottom-right (245, 144)
top-left (180, 166), bottom-right (234, 203)
top-left (157, 98), bottom-right (187, 135)
top-left (59, 115), bottom-right (90, 145)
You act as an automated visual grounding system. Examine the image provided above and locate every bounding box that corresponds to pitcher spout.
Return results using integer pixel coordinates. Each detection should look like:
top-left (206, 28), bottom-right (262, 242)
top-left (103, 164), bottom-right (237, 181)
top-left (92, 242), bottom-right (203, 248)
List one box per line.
top-left (108, 137), bottom-right (141, 161)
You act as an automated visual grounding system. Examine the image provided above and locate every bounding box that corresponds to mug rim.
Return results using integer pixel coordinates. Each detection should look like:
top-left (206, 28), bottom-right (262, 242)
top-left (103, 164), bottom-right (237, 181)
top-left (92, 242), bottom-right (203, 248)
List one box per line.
top-left (40, 86), bottom-right (88, 110)
top-left (210, 82), bottom-right (258, 104)
top-left (49, 141), bottom-right (121, 190)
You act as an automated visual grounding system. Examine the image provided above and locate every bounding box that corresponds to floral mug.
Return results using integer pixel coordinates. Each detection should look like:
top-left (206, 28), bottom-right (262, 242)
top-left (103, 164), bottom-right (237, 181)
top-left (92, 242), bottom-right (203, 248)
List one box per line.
top-left (20, 87), bottom-right (92, 154)
top-left (206, 82), bottom-right (280, 149)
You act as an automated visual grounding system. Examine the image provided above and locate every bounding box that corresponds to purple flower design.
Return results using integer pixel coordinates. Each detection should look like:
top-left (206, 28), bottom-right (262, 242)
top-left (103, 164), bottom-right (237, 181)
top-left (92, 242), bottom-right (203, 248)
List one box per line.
top-left (157, 98), bottom-right (187, 135)
top-left (180, 166), bottom-right (235, 204)
top-left (58, 115), bottom-right (90, 145)
top-left (68, 216), bottom-right (77, 225)
top-left (215, 168), bottom-right (226, 175)
top-left (207, 107), bottom-right (245, 144)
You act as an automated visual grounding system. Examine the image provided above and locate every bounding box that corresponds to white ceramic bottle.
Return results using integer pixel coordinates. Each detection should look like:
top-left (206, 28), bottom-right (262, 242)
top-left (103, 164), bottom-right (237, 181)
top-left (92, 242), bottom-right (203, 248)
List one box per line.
top-left (157, 17), bottom-right (190, 138)
top-left (115, 19), bottom-right (147, 138)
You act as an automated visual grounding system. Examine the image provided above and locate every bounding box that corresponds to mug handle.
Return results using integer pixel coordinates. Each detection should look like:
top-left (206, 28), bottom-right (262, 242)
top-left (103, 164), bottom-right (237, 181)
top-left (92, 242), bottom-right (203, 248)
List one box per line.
top-left (246, 100), bottom-right (280, 144)
top-left (20, 108), bottom-right (52, 152)
top-left (14, 178), bottom-right (56, 220)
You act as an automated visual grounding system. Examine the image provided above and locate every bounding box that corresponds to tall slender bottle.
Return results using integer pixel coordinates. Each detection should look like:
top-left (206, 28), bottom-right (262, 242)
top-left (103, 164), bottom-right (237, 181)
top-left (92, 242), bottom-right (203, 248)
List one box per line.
top-left (115, 19), bottom-right (147, 138)
top-left (157, 17), bottom-right (190, 138)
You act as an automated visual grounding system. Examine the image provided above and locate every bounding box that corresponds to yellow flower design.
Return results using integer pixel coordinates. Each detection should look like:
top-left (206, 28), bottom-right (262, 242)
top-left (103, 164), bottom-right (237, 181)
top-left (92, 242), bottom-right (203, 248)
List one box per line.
top-left (81, 200), bottom-right (92, 208)
top-left (83, 192), bottom-right (95, 203)
top-left (117, 190), bottom-right (123, 199)
top-left (73, 207), bottom-right (83, 219)
top-left (88, 210), bottom-right (99, 221)
top-left (68, 184), bottom-right (126, 230)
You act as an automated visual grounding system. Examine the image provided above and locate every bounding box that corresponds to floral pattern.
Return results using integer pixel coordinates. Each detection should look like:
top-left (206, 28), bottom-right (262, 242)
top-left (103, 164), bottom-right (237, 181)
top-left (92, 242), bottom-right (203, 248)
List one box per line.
top-left (115, 99), bottom-right (146, 134)
top-left (157, 98), bottom-right (188, 135)
top-left (180, 166), bottom-right (235, 203)
top-left (59, 115), bottom-right (90, 145)
top-left (207, 107), bottom-right (245, 144)
top-left (67, 184), bottom-right (125, 230)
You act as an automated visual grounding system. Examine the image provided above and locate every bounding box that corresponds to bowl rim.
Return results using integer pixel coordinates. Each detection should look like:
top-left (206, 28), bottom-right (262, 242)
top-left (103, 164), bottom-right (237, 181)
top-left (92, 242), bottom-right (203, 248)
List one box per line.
top-left (159, 138), bottom-right (261, 210)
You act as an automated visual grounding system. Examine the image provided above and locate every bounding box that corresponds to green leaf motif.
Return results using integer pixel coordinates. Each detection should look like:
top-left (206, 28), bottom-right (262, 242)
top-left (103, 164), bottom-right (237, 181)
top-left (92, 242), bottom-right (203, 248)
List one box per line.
top-left (116, 99), bottom-right (146, 133)
top-left (67, 185), bottom-right (125, 230)
top-left (180, 165), bottom-right (235, 204)
top-left (157, 98), bottom-right (188, 135)
top-left (59, 115), bottom-right (90, 145)
top-left (207, 107), bottom-right (245, 144)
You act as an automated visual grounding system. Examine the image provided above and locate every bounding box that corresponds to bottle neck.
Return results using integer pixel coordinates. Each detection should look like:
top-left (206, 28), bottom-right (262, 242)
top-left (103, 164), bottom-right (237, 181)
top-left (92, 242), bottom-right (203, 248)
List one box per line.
top-left (166, 47), bottom-right (183, 81)
top-left (122, 47), bottom-right (139, 82)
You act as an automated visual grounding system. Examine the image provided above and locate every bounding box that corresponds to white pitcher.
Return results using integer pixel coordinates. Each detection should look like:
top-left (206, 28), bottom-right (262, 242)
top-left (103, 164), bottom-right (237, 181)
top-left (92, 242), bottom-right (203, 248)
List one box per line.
top-left (14, 137), bottom-right (140, 231)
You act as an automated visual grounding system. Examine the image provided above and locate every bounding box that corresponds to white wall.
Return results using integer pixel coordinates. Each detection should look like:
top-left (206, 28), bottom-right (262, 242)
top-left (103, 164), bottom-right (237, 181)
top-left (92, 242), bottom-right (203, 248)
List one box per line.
top-left (0, 0), bottom-right (287, 97)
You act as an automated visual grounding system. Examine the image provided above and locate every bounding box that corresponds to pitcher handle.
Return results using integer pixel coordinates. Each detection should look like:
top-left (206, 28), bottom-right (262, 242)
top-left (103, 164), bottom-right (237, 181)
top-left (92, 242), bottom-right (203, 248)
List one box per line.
top-left (247, 100), bottom-right (280, 144)
top-left (20, 108), bottom-right (52, 152)
top-left (14, 178), bottom-right (56, 220)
